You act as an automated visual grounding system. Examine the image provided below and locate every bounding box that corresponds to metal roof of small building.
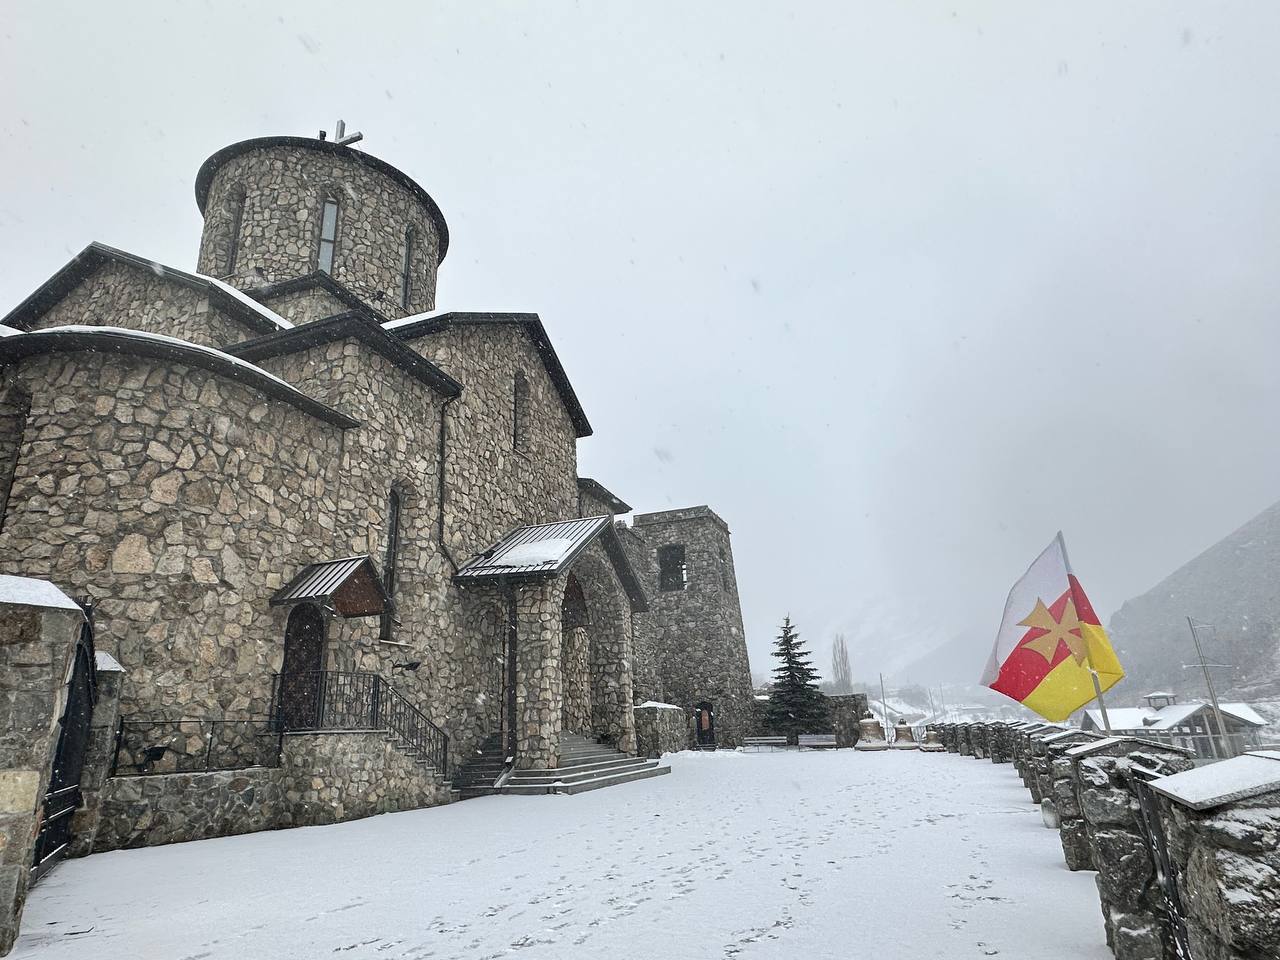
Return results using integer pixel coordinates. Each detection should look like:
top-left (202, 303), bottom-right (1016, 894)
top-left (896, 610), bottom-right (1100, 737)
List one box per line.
top-left (271, 555), bottom-right (391, 618)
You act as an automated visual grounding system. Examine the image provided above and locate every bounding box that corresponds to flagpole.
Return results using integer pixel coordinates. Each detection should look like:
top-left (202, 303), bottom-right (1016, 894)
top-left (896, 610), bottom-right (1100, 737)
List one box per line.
top-left (1059, 532), bottom-right (1113, 735)
top-left (879, 672), bottom-right (890, 734)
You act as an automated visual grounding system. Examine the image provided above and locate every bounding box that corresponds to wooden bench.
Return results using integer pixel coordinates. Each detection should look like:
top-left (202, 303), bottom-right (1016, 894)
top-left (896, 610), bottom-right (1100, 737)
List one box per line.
top-left (797, 733), bottom-right (838, 750)
top-left (742, 736), bottom-right (789, 751)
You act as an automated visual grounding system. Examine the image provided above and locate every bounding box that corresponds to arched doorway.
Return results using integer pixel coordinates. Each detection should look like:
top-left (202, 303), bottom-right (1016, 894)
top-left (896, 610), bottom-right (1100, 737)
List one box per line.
top-left (560, 574), bottom-right (591, 735)
top-left (277, 603), bottom-right (327, 729)
top-left (694, 700), bottom-right (716, 749)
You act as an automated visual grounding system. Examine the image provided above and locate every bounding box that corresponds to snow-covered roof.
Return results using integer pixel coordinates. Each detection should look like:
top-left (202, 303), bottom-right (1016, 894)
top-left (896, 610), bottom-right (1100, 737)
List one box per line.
top-left (0, 324), bottom-right (21, 337)
top-left (1083, 700), bottom-right (1267, 732)
top-left (0, 575), bottom-right (82, 612)
top-left (1151, 751), bottom-right (1280, 810)
top-left (636, 701), bottom-right (683, 711)
top-left (201, 274), bottom-right (292, 330)
top-left (0, 325), bottom-right (358, 429)
top-left (0, 242), bottom-right (293, 336)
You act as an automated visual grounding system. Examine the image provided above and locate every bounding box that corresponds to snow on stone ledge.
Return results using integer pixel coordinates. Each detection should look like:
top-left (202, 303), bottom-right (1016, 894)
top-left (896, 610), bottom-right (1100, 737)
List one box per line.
top-left (0, 574), bottom-right (82, 612)
top-left (636, 701), bottom-right (683, 711)
top-left (201, 275), bottom-right (293, 330)
top-left (491, 538), bottom-right (575, 567)
top-left (1151, 752), bottom-right (1280, 810)
top-left (31, 325), bottom-right (301, 392)
top-left (94, 650), bottom-right (125, 672)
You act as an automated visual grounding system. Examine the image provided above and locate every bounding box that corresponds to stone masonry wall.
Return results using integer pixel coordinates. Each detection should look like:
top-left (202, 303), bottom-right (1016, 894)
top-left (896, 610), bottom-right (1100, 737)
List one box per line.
top-left (633, 703), bottom-right (689, 758)
top-left (1158, 790), bottom-right (1280, 960)
top-left (92, 730), bottom-right (452, 852)
top-left (627, 507), bottom-right (755, 747)
top-left (24, 260), bottom-right (255, 348)
top-left (1077, 749), bottom-right (1195, 960)
top-left (0, 602), bottom-right (84, 956)
top-left (197, 143), bottom-right (441, 318)
top-left (0, 351), bottom-right (346, 720)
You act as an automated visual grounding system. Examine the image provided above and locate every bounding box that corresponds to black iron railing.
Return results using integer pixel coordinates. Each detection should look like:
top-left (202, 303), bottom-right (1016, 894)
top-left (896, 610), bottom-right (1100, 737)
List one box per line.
top-left (271, 671), bottom-right (448, 774)
top-left (110, 718), bottom-right (283, 777)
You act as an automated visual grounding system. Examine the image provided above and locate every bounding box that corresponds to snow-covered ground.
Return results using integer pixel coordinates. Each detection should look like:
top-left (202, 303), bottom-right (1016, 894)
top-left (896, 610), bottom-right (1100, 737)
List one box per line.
top-left (15, 751), bottom-right (1110, 959)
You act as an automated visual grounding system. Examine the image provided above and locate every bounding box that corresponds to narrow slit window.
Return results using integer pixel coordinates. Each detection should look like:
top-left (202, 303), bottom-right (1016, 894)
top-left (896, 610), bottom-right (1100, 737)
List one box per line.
top-left (318, 196), bottom-right (340, 274)
top-left (658, 545), bottom-right (687, 592)
top-left (0, 388), bottom-right (31, 535)
top-left (380, 487), bottom-right (401, 641)
top-left (225, 185), bottom-right (246, 275)
top-left (401, 226), bottom-right (416, 309)
top-left (513, 372), bottom-right (530, 451)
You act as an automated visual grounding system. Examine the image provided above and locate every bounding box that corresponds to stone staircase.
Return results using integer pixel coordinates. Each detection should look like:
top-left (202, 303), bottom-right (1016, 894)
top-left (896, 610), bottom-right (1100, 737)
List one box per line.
top-left (454, 732), bottom-right (669, 798)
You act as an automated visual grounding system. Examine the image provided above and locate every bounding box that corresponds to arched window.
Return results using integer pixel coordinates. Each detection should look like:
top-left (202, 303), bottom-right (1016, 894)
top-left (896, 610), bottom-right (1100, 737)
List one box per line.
top-left (380, 487), bottom-right (402, 642)
top-left (224, 184), bottom-right (246, 275)
top-left (512, 372), bottom-right (530, 452)
top-left (317, 194), bottom-right (340, 274)
top-left (401, 226), bottom-right (417, 309)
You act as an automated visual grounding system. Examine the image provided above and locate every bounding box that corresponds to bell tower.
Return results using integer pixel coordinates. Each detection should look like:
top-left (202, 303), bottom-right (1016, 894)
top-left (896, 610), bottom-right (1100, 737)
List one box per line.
top-left (193, 124), bottom-right (449, 321)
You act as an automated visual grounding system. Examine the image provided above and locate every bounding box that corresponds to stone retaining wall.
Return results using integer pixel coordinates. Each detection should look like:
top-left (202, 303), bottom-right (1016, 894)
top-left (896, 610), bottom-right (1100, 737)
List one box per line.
top-left (91, 730), bottom-right (452, 853)
top-left (633, 703), bottom-right (689, 758)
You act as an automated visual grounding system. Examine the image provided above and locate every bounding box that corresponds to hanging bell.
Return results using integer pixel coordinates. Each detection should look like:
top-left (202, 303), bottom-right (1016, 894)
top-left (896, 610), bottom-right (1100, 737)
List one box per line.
top-left (891, 719), bottom-right (919, 750)
top-left (854, 716), bottom-right (889, 751)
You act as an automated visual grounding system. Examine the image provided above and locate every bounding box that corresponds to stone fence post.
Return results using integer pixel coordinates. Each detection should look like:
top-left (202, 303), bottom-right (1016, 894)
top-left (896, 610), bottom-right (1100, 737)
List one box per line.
top-left (0, 579), bottom-right (86, 956)
top-left (1075, 742), bottom-right (1195, 960)
top-left (958, 723), bottom-right (974, 757)
top-left (1149, 751), bottom-right (1280, 960)
top-left (67, 652), bottom-right (124, 857)
top-left (1033, 730), bottom-right (1101, 825)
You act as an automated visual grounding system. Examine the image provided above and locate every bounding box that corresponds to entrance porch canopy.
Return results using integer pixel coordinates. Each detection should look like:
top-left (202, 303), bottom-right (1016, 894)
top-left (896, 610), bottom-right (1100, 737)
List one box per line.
top-left (454, 516), bottom-right (648, 612)
top-left (270, 555), bottom-right (392, 618)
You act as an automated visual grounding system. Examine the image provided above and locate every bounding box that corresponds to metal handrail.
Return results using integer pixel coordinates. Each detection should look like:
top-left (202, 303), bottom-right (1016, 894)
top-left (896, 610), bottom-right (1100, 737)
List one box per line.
top-left (271, 670), bottom-right (448, 774)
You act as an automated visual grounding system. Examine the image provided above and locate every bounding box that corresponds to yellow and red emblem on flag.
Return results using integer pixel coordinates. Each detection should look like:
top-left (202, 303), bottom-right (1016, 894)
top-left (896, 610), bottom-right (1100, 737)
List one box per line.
top-left (981, 533), bottom-right (1124, 722)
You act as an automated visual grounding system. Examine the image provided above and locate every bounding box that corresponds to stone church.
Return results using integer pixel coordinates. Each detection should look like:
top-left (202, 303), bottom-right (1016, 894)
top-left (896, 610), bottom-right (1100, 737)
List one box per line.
top-left (0, 127), bottom-right (755, 856)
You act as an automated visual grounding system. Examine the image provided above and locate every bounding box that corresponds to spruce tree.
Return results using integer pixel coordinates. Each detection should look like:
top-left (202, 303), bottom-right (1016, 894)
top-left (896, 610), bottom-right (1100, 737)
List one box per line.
top-left (764, 616), bottom-right (829, 742)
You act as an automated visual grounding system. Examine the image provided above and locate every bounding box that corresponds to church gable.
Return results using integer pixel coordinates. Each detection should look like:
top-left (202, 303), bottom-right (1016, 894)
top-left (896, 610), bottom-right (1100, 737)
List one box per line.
top-left (2, 242), bottom-right (291, 349)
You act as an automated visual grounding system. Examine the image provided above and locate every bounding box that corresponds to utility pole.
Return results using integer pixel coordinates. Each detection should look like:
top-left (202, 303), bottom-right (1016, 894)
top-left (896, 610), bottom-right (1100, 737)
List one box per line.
top-left (879, 672), bottom-right (890, 733)
top-left (1188, 617), bottom-right (1232, 759)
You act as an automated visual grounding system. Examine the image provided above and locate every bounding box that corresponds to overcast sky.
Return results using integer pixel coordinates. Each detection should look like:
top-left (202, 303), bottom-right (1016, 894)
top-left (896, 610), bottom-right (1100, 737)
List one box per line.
top-left (4, 2), bottom-right (1280, 688)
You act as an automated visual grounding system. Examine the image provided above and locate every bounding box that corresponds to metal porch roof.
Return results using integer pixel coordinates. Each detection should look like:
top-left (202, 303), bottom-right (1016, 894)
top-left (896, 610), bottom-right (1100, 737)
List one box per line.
top-left (271, 555), bottom-right (392, 618)
top-left (455, 516), bottom-right (614, 581)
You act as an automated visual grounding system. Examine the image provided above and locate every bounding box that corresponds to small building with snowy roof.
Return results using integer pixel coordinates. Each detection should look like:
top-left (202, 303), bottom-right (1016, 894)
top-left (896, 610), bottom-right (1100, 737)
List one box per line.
top-left (1080, 691), bottom-right (1266, 759)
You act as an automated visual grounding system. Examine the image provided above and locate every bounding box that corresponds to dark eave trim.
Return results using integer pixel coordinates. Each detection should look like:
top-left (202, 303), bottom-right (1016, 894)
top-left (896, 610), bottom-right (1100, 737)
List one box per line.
top-left (240, 271), bottom-right (390, 323)
top-left (0, 242), bottom-right (287, 337)
top-left (195, 136), bottom-right (450, 263)
top-left (388, 312), bottom-right (592, 438)
top-left (577, 477), bottom-right (632, 514)
top-left (227, 311), bottom-right (462, 399)
top-left (0, 327), bottom-right (359, 429)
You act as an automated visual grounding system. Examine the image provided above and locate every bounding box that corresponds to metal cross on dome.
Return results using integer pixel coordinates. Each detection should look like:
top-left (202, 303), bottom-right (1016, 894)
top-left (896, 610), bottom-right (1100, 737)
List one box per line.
top-left (319, 119), bottom-right (363, 146)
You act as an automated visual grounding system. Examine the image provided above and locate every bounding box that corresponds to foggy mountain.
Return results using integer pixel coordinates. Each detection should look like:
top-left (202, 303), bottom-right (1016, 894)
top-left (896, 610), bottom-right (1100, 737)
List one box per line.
top-left (1107, 497), bottom-right (1280, 700)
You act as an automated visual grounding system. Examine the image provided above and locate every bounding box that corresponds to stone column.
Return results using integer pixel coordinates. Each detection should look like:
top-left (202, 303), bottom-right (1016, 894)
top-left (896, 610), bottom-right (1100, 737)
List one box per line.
top-left (67, 653), bottom-right (124, 857)
top-left (588, 601), bottom-right (636, 755)
top-left (513, 581), bottom-right (562, 770)
top-left (1153, 755), bottom-right (1280, 960)
top-left (0, 586), bottom-right (85, 956)
top-left (1077, 745), bottom-right (1195, 960)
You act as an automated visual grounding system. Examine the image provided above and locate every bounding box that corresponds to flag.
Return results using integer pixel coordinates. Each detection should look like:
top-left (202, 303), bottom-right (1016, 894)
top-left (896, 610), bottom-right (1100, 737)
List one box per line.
top-left (981, 533), bottom-right (1124, 721)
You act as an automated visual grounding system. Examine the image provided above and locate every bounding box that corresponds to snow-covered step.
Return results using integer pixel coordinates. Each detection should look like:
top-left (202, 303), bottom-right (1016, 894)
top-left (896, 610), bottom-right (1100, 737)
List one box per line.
top-left (502, 761), bottom-right (670, 795)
